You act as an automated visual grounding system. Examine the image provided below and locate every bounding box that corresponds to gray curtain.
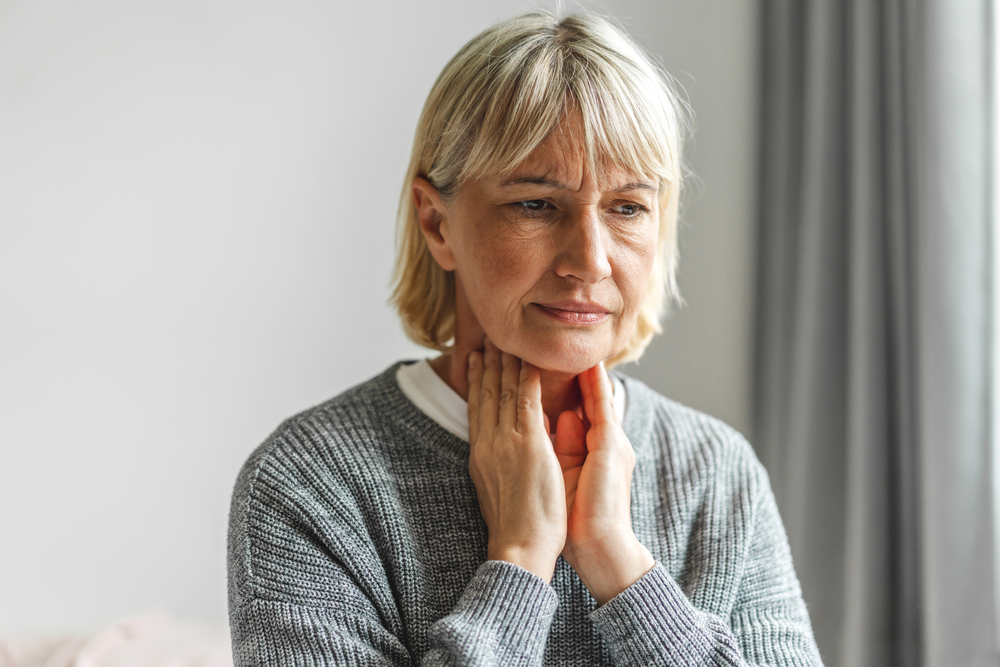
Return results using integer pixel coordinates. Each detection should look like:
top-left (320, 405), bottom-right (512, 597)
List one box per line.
top-left (755, 1), bottom-right (997, 666)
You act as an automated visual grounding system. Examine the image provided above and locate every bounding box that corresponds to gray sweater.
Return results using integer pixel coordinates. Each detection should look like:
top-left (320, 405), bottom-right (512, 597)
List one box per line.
top-left (228, 362), bottom-right (823, 666)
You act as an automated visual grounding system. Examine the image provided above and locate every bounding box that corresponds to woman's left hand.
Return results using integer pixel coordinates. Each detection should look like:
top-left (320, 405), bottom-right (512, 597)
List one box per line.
top-left (553, 362), bottom-right (655, 605)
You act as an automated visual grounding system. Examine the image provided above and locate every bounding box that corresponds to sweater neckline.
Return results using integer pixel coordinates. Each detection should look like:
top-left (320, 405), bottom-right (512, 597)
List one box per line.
top-left (396, 359), bottom-right (629, 444)
top-left (376, 360), bottom-right (653, 466)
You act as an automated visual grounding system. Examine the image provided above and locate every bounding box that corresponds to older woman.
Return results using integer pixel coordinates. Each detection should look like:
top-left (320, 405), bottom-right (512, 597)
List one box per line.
top-left (228, 12), bottom-right (822, 667)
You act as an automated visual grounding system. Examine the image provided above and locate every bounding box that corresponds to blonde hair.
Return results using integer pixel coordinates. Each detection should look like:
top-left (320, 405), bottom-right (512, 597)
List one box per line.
top-left (391, 11), bottom-right (689, 367)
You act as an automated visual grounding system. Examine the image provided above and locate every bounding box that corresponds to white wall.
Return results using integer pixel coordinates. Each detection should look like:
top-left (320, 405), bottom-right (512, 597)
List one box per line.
top-left (0, 0), bottom-right (758, 634)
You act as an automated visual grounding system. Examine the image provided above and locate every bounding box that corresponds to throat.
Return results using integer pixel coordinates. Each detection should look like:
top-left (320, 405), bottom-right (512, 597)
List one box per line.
top-left (538, 370), bottom-right (583, 426)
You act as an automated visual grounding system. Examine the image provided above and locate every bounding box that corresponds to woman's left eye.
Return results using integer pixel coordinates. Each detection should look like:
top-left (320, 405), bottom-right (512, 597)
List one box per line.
top-left (612, 203), bottom-right (646, 217)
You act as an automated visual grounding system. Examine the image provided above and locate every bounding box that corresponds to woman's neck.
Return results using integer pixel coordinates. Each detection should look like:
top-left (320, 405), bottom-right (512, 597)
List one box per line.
top-left (428, 350), bottom-right (582, 429)
top-left (431, 275), bottom-right (584, 427)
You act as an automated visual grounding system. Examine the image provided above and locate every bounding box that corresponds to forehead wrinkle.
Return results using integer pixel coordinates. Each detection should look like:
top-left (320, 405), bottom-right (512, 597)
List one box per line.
top-left (614, 182), bottom-right (658, 193)
top-left (500, 176), bottom-right (567, 189)
top-left (499, 176), bottom-right (657, 194)
top-left (503, 146), bottom-right (585, 191)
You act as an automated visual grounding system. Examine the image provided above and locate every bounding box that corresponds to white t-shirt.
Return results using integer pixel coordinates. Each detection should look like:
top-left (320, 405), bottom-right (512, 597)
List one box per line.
top-left (396, 359), bottom-right (627, 442)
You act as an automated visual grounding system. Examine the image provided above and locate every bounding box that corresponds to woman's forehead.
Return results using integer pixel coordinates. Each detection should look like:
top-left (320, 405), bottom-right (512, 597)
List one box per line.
top-left (488, 112), bottom-right (658, 191)
top-left (490, 144), bottom-right (657, 193)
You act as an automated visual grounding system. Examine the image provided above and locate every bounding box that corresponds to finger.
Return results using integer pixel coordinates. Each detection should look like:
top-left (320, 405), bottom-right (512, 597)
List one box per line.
top-left (479, 337), bottom-right (502, 439)
top-left (498, 351), bottom-right (520, 432)
top-left (517, 360), bottom-right (544, 434)
top-left (466, 351), bottom-right (482, 444)
top-left (577, 365), bottom-right (596, 423)
top-left (596, 361), bottom-right (618, 424)
top-left (553, 410), bottom-right (587, 471)
top-left (583, 362), bottom-right (617, 428)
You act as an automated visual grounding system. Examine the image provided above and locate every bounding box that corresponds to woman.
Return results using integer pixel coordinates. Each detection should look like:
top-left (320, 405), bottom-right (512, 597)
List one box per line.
top-left (228, 11), bottom-right (823, 666)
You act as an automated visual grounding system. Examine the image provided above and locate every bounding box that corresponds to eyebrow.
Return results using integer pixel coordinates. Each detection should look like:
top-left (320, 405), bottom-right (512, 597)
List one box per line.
top-left (499, 176), bottom-right (658, 193)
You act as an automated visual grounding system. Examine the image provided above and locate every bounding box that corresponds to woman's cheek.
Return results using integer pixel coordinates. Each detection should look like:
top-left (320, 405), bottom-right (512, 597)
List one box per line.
top-left (617, 244), bottom-right (655, 316)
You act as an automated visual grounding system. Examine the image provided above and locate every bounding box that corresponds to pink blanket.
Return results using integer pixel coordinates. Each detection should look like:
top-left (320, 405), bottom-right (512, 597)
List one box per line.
top-left (0, 611), bottom-right (232, 667)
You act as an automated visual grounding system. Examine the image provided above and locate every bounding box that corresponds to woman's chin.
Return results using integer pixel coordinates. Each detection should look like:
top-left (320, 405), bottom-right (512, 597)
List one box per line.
top-left (482, 324), bottom-right (623, 375)
top-left (517, 342), bottom-right (614, 376)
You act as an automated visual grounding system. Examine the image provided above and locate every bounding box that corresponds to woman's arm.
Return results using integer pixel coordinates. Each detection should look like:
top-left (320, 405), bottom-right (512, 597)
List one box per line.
top-left (227, 358), bottom-right (564, 667)
top-left (553, 362), bottom-right (656, 604)
top-left (560, 363), bottom-right (822, 666)
top-left (230, 558), bottom-right (558, 667)
top-left (584, 484), bottom-right (823, 667)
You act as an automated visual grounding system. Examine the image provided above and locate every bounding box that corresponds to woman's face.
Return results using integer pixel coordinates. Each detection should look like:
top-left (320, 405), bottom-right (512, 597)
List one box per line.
top-left (423, 114), bottom-right (660, 374)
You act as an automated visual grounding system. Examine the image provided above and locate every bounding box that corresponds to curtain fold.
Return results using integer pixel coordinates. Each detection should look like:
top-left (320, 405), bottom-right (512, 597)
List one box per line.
top-left (755, 1), bottom-right (997, 665)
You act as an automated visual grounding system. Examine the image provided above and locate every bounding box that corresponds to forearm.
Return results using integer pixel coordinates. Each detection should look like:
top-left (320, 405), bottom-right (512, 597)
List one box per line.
top-left (425, 560), bottom-right (558, 666)
top-left (590, 564), bottom-right (821, 667)
top-left (231, 561), bottom-right (558, 667)
top-left (586, 471), bottom-right (823, 667)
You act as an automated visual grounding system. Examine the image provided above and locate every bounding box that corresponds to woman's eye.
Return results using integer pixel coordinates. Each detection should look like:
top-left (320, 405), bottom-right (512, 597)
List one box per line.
top-left (516, 200), bottom-right (549, 212)
top-left (612, 203), bottom-right (645, 217)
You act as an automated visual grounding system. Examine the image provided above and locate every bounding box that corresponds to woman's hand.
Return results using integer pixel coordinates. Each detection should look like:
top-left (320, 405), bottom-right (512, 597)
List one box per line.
top-left (554, 362), bottom-right (655, 605)
top-left (466, 338), bottom-right (567, 582)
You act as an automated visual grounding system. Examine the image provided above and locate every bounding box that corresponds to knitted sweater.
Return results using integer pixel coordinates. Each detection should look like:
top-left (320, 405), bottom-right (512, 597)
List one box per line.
top-left (227, 362), bottom-right (823, 666)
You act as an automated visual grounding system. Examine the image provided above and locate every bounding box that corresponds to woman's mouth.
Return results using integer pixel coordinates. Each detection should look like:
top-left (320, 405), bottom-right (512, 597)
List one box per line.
top-left (533, 302), bottom-right (610, 324)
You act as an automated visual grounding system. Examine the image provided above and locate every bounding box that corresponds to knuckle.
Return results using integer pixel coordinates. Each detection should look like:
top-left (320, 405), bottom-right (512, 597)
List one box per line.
top-left (499, 388), bottom-right (516, 406)
top-left (470, 450), bottom-right (489, 471)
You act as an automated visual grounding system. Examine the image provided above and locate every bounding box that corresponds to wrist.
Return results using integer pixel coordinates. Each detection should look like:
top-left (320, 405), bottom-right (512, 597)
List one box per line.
top-left (488, 544), bottom-right (558, 583)
top-left (569, 536), bottom-right (655, 605)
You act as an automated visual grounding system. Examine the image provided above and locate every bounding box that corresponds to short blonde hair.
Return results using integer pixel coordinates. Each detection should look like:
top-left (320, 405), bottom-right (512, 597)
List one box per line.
top-left (391, 11), bottom-right (688, 367)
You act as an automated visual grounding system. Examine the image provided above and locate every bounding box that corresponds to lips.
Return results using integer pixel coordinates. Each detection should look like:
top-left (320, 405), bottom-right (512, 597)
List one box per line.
top-left (534, 301), bottom-right (611, 324)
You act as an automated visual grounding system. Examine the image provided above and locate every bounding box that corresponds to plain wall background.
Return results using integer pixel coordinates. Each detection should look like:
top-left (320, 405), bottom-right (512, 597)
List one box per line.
top-left (0, 0), bottom-right (758, 634)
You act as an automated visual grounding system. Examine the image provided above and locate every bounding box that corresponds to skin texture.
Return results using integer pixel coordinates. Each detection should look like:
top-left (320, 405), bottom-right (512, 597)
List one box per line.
top-left (413, 112), bottom-right (657, 605)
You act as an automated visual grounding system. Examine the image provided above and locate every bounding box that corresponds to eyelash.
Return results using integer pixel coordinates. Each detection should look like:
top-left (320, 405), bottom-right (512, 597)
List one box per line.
top-left (511, 200), bottom-right (650, 218)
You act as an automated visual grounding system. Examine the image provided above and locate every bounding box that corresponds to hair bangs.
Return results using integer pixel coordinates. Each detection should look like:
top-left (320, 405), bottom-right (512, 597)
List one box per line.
top-left (570, 51), bottom-right (682, 190)
top-left (466, 29), bottom-right (682, 194)
top-left (454, 45), bottom-right (572, 185)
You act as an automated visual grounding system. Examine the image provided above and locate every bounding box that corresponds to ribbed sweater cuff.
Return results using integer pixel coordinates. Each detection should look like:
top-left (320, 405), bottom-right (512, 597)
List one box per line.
top-left (590, 562), bottom-right (738, 666)
top-left (428, 559), bottom-right (558, 665)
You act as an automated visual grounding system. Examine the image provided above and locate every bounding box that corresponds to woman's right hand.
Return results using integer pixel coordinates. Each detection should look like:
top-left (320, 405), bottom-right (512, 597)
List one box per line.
top-left (466, 338), bottom-right (567, 582)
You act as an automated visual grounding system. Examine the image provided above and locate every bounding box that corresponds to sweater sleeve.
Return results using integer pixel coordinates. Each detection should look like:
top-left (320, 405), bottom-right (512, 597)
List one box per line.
top-left (229, 561), bottom-right (558, 667)
top-left (422, 560), bottom-right (558, 665)
top-left (589, 477), bottom-right (823, 666)
top-left (228, 435), bottom-right (559, 667)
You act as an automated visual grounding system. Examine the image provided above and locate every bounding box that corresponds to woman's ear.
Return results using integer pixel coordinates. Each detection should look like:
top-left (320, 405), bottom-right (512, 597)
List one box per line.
top-left (413, 177), bottom-right (457, 271)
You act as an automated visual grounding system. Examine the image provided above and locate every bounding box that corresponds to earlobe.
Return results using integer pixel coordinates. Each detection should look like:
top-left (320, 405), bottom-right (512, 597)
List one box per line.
top-left (413, 176), bottom-right (457, 271)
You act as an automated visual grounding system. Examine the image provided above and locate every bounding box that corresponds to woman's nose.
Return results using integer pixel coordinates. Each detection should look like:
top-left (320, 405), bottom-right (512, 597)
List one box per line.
top-left (553, 209), bottom-right (612, 284)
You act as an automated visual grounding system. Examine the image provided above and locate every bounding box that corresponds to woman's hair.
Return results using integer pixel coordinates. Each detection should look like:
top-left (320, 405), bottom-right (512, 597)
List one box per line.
top-left (391, 11), bottom-right (689, 367)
